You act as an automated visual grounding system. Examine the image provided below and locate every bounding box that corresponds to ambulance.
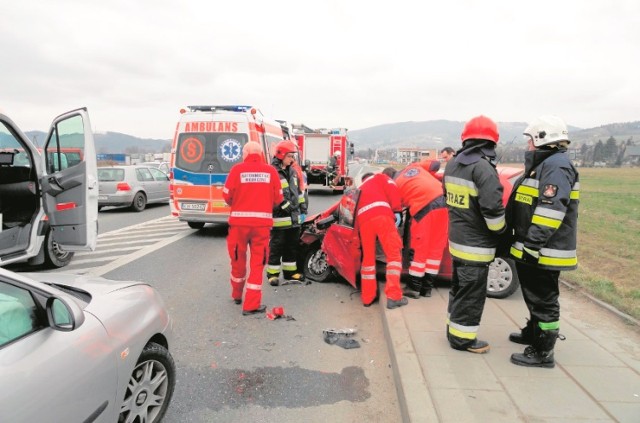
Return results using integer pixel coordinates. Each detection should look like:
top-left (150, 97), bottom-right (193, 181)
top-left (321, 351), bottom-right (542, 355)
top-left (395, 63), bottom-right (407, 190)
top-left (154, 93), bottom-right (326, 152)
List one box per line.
top-left (169, 105), bottom-right (286, 228)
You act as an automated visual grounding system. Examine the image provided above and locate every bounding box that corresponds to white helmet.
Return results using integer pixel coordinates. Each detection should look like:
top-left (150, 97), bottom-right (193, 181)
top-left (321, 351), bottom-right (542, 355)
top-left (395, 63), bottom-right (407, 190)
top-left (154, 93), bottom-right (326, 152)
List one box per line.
top-left (524, 115), bottom-right (570, 147)
top-left (334, 150), bottom-right (342, 157)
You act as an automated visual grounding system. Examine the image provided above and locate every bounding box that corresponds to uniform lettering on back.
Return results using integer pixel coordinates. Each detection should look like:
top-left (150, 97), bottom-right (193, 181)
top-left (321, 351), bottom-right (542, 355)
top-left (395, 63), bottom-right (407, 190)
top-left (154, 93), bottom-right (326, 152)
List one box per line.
top-left (240, 172), bottom-right (271, 183)
top-left (446, 191), bottom-right (468, 208)
top-left (515, 193), bottom-right (533, 205)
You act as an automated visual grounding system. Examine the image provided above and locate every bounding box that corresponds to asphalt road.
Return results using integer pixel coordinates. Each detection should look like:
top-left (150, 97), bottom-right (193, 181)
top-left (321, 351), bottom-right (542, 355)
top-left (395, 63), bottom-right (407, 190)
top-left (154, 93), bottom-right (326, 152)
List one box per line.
top-left (33, 182), bottom-right (402, 422)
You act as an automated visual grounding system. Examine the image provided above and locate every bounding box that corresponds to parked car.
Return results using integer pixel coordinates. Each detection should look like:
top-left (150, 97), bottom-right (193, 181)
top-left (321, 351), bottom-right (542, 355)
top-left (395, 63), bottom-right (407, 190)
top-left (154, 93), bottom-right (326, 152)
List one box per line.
top-left (139, 161), bottom-right (170, 174)
top-left (298, 166), bottom-right (525, 299)
top-left (0, 108), bottom-right (97, 268)
top-left (98, 165), bottom-right (170, 212)
top-left (0, 267), bottom-right (175, 422)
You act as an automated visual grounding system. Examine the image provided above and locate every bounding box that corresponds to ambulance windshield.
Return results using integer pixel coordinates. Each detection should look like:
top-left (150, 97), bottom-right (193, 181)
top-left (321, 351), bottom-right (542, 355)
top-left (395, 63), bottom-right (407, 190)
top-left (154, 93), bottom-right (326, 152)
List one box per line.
top-left (175, 132), bottom-right (248, 173)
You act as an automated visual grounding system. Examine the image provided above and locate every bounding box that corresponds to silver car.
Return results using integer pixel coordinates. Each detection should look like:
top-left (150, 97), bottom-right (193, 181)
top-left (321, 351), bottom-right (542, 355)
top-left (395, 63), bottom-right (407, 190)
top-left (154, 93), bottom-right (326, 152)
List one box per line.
top-left (0, 267), bottom-right (175, 422)
top-left (98, 166), bottom-right (170, 212)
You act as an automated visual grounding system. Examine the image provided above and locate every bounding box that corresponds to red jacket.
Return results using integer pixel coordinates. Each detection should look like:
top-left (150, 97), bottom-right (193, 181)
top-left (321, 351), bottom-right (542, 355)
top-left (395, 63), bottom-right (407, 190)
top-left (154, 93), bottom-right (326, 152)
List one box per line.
top-left (223, 153), bottom-right (283, 227)
top-left (356, 173), bottom-right (402, 223)
top-left (395, 164), bottom-right (444, 217)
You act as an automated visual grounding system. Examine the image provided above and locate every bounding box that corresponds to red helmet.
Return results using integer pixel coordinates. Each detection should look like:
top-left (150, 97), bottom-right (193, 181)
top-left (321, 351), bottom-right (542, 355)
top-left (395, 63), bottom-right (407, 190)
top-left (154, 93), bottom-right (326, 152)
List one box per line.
top-left (461, 115), bottom-right (499, 144)
top-left (274, 140), bottom-right (298, 160)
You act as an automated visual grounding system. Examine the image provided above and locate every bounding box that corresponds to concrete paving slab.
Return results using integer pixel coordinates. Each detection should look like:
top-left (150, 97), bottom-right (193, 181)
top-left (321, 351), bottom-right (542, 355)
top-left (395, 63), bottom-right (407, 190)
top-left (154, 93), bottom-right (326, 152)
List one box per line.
top-left (430, 388), bottom-right (522, 422)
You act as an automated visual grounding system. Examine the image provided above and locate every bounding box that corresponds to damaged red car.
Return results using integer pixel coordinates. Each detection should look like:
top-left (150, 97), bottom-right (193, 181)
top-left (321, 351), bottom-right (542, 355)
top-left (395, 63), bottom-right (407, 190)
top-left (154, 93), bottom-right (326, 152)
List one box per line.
top-left (297, 166), bottom-right (524, 299)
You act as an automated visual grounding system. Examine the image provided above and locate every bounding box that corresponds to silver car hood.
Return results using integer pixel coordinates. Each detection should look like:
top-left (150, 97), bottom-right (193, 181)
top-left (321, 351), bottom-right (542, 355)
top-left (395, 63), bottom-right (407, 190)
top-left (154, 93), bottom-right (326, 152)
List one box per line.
top-left (21, 272), bottom-right (146, 300)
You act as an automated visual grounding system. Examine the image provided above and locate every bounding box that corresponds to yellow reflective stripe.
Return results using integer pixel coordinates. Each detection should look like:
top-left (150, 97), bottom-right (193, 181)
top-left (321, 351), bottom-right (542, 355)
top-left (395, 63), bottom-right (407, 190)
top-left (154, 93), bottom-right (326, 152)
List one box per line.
top-left (517, 185), bottom-right (538, 197)
top-left (532, 215), bottom-right (562, 229)
top-left (267, 265), bottom-right (280, 272)
top-left (539, 256), bottom-right (578, 267)
top-left (570, 190), bottom-right (580, 200)
top-left (485, 215), bottom-right (506, 231)
top-left (510, 246), bottom-right (523, 258)
top-left (449, 245), bottom-right (495, 262)
top-left (282, 264), bottom-right (297, 271)
top-left (539, 321), bottom-right (560, 330)
top-left (448, 322), bottom-right (478, 340)
top-left (281, 180), bottom-right (289, 188)
top-left (273, 217), bottom-right (291, 227)
top-left (444, 182), bottom-right (478, 197)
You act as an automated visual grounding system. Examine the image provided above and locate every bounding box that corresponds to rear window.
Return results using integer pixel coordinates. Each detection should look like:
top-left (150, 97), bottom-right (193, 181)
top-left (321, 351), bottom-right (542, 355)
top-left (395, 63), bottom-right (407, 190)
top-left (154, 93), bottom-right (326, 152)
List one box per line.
top-left (98, 168), bottom-right (125, 182)
top-left (175, 132), bottom-right (248, 173)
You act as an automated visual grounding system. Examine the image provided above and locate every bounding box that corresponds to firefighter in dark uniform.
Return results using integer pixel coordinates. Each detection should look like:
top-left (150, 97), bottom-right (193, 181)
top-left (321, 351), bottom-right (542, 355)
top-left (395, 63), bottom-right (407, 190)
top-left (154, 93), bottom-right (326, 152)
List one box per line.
top-left (444, 115), bottom-right (506, 354)
top-left (508, 115), bottom-right (579, 368)
top-left (267, 140), bottom-right (306, 286)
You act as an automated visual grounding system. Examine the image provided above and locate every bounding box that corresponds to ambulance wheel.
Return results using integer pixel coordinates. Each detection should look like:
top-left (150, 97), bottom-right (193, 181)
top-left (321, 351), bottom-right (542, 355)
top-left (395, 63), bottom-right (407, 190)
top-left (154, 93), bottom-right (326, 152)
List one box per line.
top-left (486, 257), bottom-right (520, 299)
top-left (188, 222), bottom-right (205, 230)
top-left (44, 228), bottom-right (74, 268)
top-left (303, 248), bottom-right (333, 282)
top-left (130, 192), bottom-right (147, 212)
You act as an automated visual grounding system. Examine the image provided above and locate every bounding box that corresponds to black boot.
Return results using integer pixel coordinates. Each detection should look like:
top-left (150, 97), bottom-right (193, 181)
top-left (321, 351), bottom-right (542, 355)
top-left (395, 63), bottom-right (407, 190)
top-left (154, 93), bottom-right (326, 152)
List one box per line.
top-left (510, 329), bottom-right (559, 368)
top-left (509, 318), bottom-right (535, 345)
top-left (402, 276), bottom-right (422, 299)
top-left (419, 275), bottom-right (435, 297)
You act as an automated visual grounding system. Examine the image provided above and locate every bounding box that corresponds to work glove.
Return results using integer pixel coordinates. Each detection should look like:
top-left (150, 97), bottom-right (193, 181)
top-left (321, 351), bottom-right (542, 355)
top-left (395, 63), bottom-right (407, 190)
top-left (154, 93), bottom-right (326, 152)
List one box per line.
top-left (299, 213), bottom-right (306, 224)
top-left (394, 212), bottom-right (402, 228)
top-left (522, 246), bottom-right (540, 265)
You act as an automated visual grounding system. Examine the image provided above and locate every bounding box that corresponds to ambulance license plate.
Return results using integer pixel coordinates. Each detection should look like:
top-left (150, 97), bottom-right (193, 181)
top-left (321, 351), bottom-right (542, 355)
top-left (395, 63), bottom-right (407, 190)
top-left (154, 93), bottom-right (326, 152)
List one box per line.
top-left (98, 195), bottom-right (108, 201)
top-left (181, 202), bottom-right (206, 211)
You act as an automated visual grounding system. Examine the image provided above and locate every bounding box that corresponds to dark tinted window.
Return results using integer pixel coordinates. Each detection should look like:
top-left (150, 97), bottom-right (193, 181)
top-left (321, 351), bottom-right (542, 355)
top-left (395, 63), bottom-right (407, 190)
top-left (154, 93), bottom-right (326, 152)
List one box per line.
top-left (175, 132), bottom-right (248, 173)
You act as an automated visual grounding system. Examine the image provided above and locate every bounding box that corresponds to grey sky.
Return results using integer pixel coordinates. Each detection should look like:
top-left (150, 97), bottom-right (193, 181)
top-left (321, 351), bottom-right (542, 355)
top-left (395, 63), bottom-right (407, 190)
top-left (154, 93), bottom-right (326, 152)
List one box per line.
top-left (1, 0), bottom-right (638, 139)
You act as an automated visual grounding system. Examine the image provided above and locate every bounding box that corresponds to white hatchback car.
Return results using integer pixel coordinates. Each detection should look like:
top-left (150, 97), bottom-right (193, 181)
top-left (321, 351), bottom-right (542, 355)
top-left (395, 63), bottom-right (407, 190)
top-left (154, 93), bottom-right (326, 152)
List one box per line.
top-left (0, 109), bottom-right (98, 268)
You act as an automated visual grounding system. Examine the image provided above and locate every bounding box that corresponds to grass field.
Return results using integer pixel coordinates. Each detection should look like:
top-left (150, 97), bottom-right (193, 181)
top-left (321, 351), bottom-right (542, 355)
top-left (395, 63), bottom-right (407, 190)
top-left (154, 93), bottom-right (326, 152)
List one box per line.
top-left (564, 167), bottom-right (640, 320)
top-left (502, 165), bottom-right (640, 320)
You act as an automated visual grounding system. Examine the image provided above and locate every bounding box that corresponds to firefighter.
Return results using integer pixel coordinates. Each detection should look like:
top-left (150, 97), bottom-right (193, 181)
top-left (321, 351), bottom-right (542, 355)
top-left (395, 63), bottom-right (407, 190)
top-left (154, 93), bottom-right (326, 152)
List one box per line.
top-left (223, 142), bottom-right (283, 315)
top-left (267, 140), bottom-right (306, 286)
top-left (444, 115), bottom-right (506, 354)
top-left (327, 150), bottom-right (341, 187)
top-left (508, 116), bottom-right (579, 368)
top-left (356, 171), bottom-right (408, 309)
top-left (383, 162), bottom-right (448, 298)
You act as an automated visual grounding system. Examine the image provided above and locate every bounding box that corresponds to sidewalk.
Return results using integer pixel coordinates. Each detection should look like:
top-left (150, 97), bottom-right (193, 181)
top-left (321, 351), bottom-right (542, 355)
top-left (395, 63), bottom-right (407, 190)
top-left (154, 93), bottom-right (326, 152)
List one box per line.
top-left (380, 283), bottom-right (640, 422)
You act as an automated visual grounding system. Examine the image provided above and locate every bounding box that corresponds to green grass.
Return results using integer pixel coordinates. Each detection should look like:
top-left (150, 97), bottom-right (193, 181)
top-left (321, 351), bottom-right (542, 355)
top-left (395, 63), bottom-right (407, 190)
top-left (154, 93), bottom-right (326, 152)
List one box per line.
top-left (562, 167), bottom-right (640, 320)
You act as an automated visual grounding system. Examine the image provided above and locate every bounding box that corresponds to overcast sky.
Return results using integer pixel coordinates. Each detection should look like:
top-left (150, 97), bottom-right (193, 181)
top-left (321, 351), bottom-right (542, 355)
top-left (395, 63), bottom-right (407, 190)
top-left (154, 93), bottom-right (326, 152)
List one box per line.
top-left (1, 0), bottom-right (639, 139)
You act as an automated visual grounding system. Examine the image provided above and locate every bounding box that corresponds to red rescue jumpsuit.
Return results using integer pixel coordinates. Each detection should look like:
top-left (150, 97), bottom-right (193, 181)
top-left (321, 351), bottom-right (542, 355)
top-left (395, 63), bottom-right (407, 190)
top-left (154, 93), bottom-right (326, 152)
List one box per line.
top-left (394, 163), bottom-right (448, 279)
top-left (223, 153), bottom-right (283, 312)
top-left (356, 173), bottom-right (403, 305)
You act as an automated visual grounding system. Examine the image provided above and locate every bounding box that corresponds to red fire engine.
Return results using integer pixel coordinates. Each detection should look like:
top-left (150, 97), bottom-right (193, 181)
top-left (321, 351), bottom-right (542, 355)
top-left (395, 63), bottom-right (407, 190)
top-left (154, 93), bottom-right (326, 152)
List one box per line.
top-left (291, 124), bottom-right (353, 193)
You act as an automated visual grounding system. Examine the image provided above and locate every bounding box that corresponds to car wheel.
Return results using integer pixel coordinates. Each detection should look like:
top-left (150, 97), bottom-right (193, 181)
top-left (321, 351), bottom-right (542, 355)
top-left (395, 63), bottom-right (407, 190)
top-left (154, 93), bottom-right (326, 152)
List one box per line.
top-left (44, 228), bottom-right (74, 268)
top-left (486, 257), bottom-right (520, 299)
top-left (303, 248), bottom-right (333, 282)
top-left (98, 206), bottom-right (103, 212)
top-left (187, 221), bottom-right (205, 229)
top-left (131, 192), bottom-right (147, 212)
top-left (119, 342), bottom-right (176, 423)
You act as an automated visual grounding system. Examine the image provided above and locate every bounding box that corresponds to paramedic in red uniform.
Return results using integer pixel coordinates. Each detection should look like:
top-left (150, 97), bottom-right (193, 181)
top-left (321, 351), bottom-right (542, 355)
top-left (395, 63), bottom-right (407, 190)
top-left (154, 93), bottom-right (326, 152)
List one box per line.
top-left (356, 172), bottom-right (408, 309)
top-left (223, 142), bottom-right (283, 315)
top-left (383, 161), bottom-right (448, 298)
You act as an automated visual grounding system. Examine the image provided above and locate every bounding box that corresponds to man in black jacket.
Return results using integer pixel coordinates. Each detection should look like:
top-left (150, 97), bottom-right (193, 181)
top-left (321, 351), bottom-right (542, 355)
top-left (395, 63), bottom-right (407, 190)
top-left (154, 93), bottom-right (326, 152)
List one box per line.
top-left (508, 116), bottom-right (579, 368)
top-left (444, 115), bottom-right (506, 354)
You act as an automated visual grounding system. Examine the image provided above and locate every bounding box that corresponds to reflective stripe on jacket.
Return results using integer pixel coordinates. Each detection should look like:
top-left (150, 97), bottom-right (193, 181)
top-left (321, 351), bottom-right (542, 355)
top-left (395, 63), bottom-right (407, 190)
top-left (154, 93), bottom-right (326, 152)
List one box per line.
top-left (271, 157), bottom-right (302, 229)
top-left (444, 157), bottom-right (505, 264)
top-left (509, 150), bottom-right (579, 271)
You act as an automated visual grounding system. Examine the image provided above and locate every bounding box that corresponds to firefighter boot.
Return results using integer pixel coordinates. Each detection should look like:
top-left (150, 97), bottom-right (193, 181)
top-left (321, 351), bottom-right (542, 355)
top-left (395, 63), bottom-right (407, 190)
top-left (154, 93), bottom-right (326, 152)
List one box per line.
top-left (288, 273), bottom-right (305, 284)
top-left (402, 276), bottom-right (422, 299)
top-left (510, 329), bottom-right (559, 368)
top-left (509, 318), bottom-right (535, 345)
top-left (420, 275), bottom-right (435, 297)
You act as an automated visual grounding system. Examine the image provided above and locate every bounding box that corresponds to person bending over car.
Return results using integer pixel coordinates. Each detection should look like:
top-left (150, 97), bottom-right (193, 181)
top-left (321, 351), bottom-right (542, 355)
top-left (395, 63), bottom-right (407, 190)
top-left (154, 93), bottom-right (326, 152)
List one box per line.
top-left (383, 161), bottom-right (448, 299)
top-left (355, 172), bottom-right (408, 309)
top-left (444, 115), bottom-right (506, 354)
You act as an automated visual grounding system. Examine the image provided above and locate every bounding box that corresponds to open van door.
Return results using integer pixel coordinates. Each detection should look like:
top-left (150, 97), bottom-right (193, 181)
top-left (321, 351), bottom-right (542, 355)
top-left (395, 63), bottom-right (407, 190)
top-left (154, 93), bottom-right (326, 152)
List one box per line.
top-left (40, 108), bottom-right (98, 252)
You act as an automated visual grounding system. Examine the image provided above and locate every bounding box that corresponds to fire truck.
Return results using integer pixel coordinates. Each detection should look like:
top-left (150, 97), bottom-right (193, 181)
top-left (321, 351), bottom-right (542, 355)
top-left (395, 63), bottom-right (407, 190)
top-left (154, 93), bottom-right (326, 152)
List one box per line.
top-left (292, 124), bottom-right (353, 193)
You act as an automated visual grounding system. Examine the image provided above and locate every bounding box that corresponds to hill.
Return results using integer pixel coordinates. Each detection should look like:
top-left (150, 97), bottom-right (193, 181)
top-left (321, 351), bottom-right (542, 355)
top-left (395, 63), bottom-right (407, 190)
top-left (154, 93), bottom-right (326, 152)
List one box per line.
top-left (25, 131), bottom-right (171, 154)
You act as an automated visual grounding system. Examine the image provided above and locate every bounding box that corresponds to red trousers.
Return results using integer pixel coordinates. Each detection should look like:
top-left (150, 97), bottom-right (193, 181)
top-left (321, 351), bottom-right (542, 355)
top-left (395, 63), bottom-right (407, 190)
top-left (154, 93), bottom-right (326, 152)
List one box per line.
top-left (408, 207), bottom-right (448, 278)
top-left (359, 214), bottom-right (403, 305)
top-left (227, 225), bottom-right (270, 311)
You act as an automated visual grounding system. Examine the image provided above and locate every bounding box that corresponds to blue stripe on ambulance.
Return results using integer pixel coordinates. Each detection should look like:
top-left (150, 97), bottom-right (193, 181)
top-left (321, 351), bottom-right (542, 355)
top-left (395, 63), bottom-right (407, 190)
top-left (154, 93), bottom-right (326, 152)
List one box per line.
top-left (173, 168), bottom-right (227, 185)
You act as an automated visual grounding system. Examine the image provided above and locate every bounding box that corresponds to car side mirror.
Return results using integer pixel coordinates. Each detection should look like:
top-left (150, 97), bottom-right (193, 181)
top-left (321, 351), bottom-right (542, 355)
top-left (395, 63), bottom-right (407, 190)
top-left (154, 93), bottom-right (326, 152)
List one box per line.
top-left (47, 297), bottom-right (85, 331)
top-left (316, 214), bottom-right (335, 230)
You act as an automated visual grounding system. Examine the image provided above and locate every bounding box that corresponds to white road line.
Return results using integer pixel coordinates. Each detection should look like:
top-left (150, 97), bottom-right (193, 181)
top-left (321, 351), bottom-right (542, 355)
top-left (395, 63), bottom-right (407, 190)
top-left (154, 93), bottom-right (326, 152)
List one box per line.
top-left (74, 246), bottom-right (142, 257)
top-left (85, 230), bottom-right (193, 277)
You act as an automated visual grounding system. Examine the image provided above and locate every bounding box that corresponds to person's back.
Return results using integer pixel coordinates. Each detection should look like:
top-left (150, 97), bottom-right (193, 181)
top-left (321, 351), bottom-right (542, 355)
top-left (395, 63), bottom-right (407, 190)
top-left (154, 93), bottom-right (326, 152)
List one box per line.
top-left (394, 164), bottom-right (443, 217)
top-left (356, 172), bottom-right (401, 224)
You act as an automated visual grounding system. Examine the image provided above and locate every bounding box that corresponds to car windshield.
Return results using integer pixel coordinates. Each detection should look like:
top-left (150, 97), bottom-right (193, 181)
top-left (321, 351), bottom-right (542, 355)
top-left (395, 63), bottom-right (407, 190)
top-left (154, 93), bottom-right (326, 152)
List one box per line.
top-left (98, 168), bottom-right (125, 182)
top-left (175, 132), bottom-right (248, 174)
